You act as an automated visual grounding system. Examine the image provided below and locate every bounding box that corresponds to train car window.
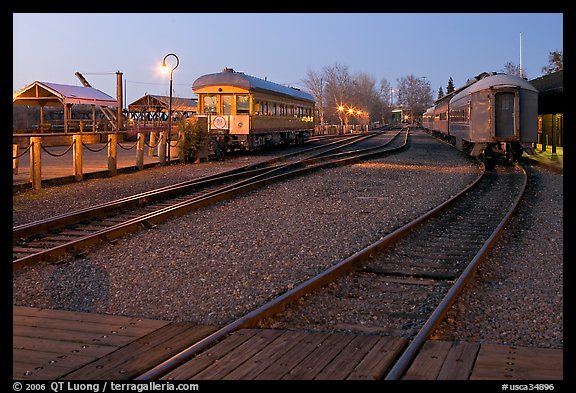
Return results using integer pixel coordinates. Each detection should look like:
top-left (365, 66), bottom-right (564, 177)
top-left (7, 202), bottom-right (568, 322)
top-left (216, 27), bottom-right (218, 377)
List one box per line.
top-left (236, 95), bottom-right (250, 114)
top-left (204, 95), bottom-right (217, 114)
top-left (222, 95), bottom-right (232, 115)
top-left (254, 101), bottom-right (261, 115)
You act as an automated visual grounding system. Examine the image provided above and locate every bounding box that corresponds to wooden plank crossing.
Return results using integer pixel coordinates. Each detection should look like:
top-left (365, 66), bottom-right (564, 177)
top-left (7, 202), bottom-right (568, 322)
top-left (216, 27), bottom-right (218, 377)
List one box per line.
top-left (13, 306), bottom-right (563, 380)
top-left (13, 306), bottom-right (216, 380)
top-left (161, 328), bottom-right (408, 380)
top-left (404, 340), bottom-right (563, 380)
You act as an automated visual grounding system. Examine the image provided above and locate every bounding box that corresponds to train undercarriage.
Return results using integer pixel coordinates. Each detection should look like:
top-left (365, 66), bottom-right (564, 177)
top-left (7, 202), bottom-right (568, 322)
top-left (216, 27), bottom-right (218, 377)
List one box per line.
top-left (210, 130), bottom-right (310, 156)
top-left (428, 129), bottom-right (529, 166)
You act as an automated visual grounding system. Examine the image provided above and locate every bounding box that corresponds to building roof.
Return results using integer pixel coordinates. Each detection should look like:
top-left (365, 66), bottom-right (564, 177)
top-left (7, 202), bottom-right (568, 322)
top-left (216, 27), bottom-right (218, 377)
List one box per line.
top-left (192, 68), bottom-right (315, 103)
top-left (530, 70), bottom-right (563, 95)
top-left (128, 94), bottom-right (197, 112)
top-left (13, 81), bottom-right (118, 107)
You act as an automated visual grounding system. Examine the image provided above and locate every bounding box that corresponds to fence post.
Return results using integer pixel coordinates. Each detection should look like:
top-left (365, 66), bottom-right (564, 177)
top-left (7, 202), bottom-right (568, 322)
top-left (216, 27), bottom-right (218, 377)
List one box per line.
top-left (73, 134), bottom-right (83, 181)
top-left (13, 144), bottom-right (19, 175)
top-left (148, 132), bottom-right (157, 157)
top-left (178, 128), bottom-right (185, 162)
top-left (159, 131), bottom-right (167, 165)
top-left (136, 132), bottom-right (145, 170)
top-left (108, 133), bottom-right (118, 176)
top-left (30, 137), bottom-right (41, 190)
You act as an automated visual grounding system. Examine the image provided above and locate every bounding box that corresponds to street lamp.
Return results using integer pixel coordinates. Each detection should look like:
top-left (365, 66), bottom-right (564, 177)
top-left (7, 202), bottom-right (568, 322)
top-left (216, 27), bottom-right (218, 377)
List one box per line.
top-left (338, 105), bottom-right (345, 134)
top-left (161, 53), bottom-right (179, 163)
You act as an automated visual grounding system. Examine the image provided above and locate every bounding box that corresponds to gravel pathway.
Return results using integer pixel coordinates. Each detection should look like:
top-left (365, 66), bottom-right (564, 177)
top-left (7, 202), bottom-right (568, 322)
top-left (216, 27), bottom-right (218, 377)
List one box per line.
top-left (432, 164), bottom-right (563, 349)
top-left (12, 130), bottom-right (562, 350)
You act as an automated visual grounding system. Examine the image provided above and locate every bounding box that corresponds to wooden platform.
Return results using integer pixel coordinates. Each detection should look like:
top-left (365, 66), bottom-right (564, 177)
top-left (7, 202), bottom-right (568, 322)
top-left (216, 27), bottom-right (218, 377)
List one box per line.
top-left (161, 328), bottom-right (408, 380)
top-left (13, 306), bottom-right (563, 380)
top-left (404, 340), bottom-right (563, 380)
top-left (13, 306), bottom-right (216, 380)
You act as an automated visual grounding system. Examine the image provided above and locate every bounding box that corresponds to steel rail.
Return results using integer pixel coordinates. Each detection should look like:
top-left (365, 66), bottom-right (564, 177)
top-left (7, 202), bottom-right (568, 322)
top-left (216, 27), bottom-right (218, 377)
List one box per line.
top-left (135, 129), bottom-right (489, 381)
top-left (13, 131), bottom-right (401, 271)
top-left (13, 133), bottom-right (370, 240)
top-left (384, 163), bottom-right (528, 380)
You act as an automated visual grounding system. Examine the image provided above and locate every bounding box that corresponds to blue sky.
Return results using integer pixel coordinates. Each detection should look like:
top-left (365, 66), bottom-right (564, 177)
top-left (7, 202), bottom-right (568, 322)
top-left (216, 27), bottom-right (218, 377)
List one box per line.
top-left (13, 13), bottom-right (563, 106)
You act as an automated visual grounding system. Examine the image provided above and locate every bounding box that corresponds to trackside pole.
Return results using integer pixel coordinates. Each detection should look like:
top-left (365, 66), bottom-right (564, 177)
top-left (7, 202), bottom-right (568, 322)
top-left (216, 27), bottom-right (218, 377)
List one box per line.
top-left (73, 134), bottom-right (83, 181)
top-left (30, 137), bottom-right (41, 190)
top-left (108, 133), bottom-right (118, 176)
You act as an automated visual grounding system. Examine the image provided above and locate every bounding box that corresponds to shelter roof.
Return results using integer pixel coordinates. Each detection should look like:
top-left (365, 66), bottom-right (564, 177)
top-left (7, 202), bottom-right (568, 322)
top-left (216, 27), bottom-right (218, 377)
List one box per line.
top-left (128, 94), bottom-right (197, 112)
top-left (530, 70), bottom-right (563, 95)
top-left (13, 81), bottom-right (118, 107)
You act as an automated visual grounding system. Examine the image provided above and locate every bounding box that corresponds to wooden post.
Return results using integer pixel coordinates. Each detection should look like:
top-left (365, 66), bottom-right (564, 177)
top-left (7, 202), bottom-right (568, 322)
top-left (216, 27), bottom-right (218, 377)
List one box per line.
top-left (13, 144), bottom-right (19, 175)
top-left (73, 134), bottom-right (83, 181)
top-left (39, 106), bottom-right (45, 133)
top-left (108, 133), bottom-right (118, 176)
top-left (136, 132), bottom-right (145, 170)
top-left (178, 128), bottom-right (185, 162)
top-left (116, 71), bottom-right (123, 131)
top-left (30, 137), bottom-right (41, 190)
top-left (551, 113), bottom-right (557, 155)
top-left (159, 131), bottom-right (167, 165)
top-left (92, 105), bottom-right (96, 132)
top-left (149, 132), bottom-right (157, 157)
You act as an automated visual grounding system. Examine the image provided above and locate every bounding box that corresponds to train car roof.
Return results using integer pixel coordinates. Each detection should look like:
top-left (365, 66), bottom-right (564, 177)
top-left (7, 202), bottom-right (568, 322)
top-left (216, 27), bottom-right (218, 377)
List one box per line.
top-left (192, 68), bottom-right (315, 103)
top-left (423, 106), bottom-right (435, 115)
top-left (450, 73), bottom-right (538, 103)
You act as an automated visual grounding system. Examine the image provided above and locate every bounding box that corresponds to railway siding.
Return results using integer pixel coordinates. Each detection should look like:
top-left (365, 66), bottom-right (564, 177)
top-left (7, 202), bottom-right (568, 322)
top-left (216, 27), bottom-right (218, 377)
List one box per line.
top-left (13, 130), bottom-right (562, 380)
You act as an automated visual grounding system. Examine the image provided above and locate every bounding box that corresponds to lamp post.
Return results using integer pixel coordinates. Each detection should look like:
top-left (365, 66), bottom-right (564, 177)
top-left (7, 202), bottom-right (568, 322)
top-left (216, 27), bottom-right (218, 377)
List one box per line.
top-left (161, 53), bottom-right (179, 163)
top-left (338, 105), bottom-right (345, 134)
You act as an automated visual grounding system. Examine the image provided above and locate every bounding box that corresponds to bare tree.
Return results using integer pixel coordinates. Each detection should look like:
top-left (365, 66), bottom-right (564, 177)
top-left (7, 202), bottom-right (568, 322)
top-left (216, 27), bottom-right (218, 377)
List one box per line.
top-left (396, 75), bottom-right (433, 121)
top-left (501, 61), bottom-right (526, 78)
top-left (322, 62), bottom-right (352, 125)
top-left (349, 73), bottom-right (380, 119)
top-left (378, 78), bottom-right (392, 124)
top-left (301, 68), bottom-right (325, 127)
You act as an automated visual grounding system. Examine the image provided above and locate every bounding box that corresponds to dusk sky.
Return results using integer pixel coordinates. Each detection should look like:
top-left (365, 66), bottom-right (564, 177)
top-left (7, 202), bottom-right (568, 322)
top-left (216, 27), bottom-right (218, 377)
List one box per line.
top-left (13, 13), bottom-right (563, 106)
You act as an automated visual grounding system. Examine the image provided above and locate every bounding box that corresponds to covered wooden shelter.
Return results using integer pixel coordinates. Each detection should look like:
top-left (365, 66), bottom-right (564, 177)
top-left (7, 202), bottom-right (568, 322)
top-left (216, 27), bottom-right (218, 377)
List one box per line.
top-left (13, 81), bottom-right (118, 132)
top-left (127, 94), bottom-right (197, 126)
top-left (530, 70), bottom-right (563, 150)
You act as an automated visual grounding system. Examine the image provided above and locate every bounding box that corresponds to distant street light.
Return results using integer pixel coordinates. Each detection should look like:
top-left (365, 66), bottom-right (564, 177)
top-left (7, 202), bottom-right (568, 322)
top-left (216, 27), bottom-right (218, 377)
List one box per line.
top-left (161, 53), bottom-right (179, 163)
top-left (338, 105), bottom-right (345, 134)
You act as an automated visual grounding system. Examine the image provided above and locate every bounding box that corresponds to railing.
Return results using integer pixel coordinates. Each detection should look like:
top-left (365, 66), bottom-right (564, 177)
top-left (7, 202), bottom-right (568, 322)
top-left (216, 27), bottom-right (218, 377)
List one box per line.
top-left (13, 131), bottom-right (183, 190)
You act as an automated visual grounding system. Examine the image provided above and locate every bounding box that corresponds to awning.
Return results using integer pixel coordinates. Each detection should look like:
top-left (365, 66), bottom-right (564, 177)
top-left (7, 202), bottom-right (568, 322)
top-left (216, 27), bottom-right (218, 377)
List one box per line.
top-left (128, 94), bottom-right (197, 113)
top-left (13, 81), bottom-right (118, 107)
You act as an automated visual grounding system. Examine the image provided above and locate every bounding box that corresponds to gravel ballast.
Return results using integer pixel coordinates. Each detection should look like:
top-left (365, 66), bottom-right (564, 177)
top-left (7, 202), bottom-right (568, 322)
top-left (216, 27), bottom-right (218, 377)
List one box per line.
top-left (12, 130), bottom-right (562, 350)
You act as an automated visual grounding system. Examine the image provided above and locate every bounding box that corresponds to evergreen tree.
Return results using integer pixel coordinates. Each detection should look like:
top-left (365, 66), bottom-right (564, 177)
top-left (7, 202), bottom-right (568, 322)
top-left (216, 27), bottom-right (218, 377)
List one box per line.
top-left (541, 50), bottom-right (563, 74)
top-left (437, 86), bottom-right (444, 100)
top-left (446, 77), bottom-right (455, 94)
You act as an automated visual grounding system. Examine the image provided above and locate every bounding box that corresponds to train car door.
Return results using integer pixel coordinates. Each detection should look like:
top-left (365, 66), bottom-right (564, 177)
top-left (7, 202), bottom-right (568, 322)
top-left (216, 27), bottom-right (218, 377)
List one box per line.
top-left (494, 92), bottom-right (515, 138)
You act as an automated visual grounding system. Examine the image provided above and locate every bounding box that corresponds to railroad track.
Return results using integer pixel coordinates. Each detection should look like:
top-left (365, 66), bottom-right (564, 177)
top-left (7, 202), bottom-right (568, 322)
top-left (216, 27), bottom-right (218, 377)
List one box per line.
top-left (13, 128), bottom-right (408, 271)
top-left (134, 159), bottom-right (527, 380)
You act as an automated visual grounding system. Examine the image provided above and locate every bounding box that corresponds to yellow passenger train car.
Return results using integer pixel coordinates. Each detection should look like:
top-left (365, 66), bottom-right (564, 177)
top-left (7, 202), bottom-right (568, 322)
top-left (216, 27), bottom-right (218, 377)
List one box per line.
top-left (192, 67), bottom-right (315, 152)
